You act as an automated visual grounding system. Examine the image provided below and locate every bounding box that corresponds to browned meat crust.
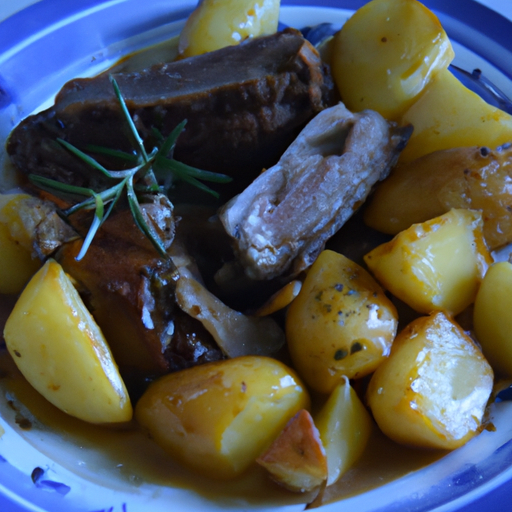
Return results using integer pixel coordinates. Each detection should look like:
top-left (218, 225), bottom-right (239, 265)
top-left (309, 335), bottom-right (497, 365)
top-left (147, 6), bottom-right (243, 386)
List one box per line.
top-left (219, 103), bottom-right (413, 280)
top-left (6, 29), bottom-right (337, 199)
top-left (56, 200), bottom-right (224, 395)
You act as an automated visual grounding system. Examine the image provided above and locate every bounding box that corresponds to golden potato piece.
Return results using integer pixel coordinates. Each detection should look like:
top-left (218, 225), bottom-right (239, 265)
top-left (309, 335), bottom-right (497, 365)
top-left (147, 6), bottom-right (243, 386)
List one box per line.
top-left (0, 193), bottom-right (37, 251)
top-left (364, 209), bottom-right (493, 315)
top-left (315, 378), bottom-right (372, 486)
top-left (257, 409), bottom-right (327, 493)
top-left (364, 144), bottom-right (512, 250)
top-left (474, 261), bottom-right (512, 378)
top-left (178, 0), bottom-right (280, 58)
top-left (331, 0), bottom-right (453, 120)
top-left (0, 223), bottom-right (40, 295)
top-left (0, 193), bottom-right (41, 294)
top-left (287, 250), bottom-right (398, 394)
top-left (254, 280), bottom-right (302, 317)
top-left (367, 311), bottom-right (493, 450)
top-left (399, 69), bottom-right (512, 163)
top-left (3, 259), bottom-right (132, 424)
top-left (135, 356), bottom-right (310, 480)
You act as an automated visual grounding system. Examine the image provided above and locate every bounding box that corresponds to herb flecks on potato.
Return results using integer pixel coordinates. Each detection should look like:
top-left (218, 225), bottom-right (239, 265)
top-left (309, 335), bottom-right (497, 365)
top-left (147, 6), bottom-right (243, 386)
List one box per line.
top-left (364, 144), bottom-right (512, 251)
top-left (287, 250), bottom-right (398, 394)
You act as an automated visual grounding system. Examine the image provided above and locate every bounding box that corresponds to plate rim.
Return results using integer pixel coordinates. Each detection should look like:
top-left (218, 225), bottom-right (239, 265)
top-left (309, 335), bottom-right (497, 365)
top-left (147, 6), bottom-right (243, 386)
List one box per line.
top-left (2, 1), bottom-right (512, 512)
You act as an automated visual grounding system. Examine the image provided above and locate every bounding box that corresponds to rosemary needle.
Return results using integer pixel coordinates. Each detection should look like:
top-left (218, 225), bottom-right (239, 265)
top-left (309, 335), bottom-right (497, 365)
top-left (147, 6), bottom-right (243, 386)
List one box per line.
top-left (28, 76), bottom-right (233, 261)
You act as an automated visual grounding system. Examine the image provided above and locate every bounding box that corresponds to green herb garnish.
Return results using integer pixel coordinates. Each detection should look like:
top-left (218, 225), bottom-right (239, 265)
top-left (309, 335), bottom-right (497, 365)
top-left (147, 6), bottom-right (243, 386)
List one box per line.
top-left (29, 76), bottom-right (232, 261)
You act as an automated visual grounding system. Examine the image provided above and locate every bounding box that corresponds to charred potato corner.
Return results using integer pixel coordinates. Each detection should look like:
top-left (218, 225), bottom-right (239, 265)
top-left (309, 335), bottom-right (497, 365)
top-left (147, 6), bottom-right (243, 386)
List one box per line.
top-left (2, 0), bottom-right (512, 507)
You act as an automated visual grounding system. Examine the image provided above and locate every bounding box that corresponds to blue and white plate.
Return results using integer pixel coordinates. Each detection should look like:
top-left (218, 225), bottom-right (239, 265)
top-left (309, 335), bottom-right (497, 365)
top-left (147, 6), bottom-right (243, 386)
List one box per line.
top-left (1, 1), bottom-right (512, 511)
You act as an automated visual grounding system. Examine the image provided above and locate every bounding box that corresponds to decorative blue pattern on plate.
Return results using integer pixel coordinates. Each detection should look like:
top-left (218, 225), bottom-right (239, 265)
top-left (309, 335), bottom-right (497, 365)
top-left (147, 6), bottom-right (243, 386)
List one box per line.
top-left (1, 1), bottom-right (512, 511)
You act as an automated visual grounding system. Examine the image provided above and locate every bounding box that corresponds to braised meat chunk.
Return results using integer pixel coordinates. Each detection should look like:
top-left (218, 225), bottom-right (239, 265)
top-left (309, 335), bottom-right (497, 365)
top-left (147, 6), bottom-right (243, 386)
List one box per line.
top-left (219, 103), bottom-right (412, 280)
top-left (56, 197), bottom-right (224, 394)
top-left (7, 29), bottom-right (336, 198)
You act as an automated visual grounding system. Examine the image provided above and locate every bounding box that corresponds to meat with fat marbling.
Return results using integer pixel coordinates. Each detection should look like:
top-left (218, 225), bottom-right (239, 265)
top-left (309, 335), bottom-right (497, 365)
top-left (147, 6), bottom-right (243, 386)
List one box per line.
top-left (219, 103), bottom-right (413, 280)
top-left (56, 195), bottom-right (224, 396)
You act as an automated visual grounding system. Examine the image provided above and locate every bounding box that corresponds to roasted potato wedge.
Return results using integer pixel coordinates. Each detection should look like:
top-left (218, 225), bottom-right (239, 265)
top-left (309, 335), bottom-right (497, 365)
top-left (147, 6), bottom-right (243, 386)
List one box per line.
top-left (315, 378), bottom-right (372, 486)
top-left (0, 193), bottom-right (42, 294)
top-left (331, 0), bottom-right (453, 120)
top-left (287, 250), bottom-right (398, 394)
top-left (3, 259), bottom-right (132, 424)
top-left (135, 356), bottom-right (310, 479)
top-left (364, 209), bottom-right (492, 315)
top-left (0, 223), bottom-right (40, 295)
top-left (367, 311), bottom-right (493, 450)
top-left (178, 0), bottom-right (280, 58)
top-left (399, 69), bottom-right (512, 163)
top-left (257, 409), bottom-right (327, 493)
top-left (474, 261), bottom-right (512, 378)
top-left (364, 144), bottom-right (512, 250)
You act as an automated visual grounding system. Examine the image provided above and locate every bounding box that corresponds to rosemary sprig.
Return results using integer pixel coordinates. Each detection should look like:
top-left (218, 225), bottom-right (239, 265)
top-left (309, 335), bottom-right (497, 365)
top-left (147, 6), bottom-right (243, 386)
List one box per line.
top-left (111, 77), bottom-right (149, 163)
top-left (85, 144), bottom-right (139, 164)
top-left (28, 76), bottom-right (232, 261)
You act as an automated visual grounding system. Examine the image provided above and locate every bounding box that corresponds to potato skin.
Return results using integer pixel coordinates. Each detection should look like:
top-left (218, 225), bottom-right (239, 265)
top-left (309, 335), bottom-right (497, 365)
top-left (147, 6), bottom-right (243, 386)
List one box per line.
top-left (366, 311), bottom-right (493, 450)
top-left (135, 356), bottom-right (310, 480)
top-left (257, 409), bottom-right (327, 493)
top-left (286, 250), bottom-right (398, 394)
top-left (364, 145), bottom-right (512, 250)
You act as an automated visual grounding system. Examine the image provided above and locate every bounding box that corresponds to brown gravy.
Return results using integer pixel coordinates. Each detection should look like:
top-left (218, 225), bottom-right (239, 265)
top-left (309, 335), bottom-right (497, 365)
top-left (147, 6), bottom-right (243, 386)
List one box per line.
top-left (0, 341), bottom-right (442, 508)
